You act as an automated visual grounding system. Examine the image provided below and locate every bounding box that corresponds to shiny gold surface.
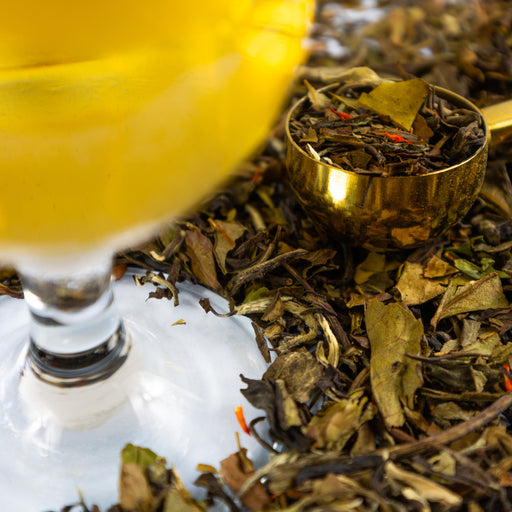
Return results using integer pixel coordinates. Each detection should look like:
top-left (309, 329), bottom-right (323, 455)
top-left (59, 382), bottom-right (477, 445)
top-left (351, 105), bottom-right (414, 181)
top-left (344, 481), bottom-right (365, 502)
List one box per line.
top-left (482, 99), bottom-right (512, 147)
top-left (285, 84), bottom-right (491, 250)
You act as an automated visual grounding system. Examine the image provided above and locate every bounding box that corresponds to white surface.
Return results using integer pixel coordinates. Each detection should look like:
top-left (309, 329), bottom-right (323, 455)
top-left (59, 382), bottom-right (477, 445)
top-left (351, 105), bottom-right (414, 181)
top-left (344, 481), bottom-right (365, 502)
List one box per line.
top-left (0, 275), bottom-right (269, 511)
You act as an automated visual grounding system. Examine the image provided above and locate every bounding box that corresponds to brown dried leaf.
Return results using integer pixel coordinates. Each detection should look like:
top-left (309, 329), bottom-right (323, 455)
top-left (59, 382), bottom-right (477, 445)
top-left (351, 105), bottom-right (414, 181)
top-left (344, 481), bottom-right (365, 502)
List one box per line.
top-left (304, 390), bottom-right (375, 451)
top-left (479, 164), bottom-right (512, 217)
top-left (276, 379), bottom-right (303, 429)
top-left (211, 219), bottom-right (246, 275)
top-left (119, 463), bottom-right (153, 512)
top-left (424, 255), bottom-right (459, 278)
top-left (261, 290), bottom-right (285, 323)
top-left (185, 229), bottom-right (221, 292)
top-left (354, 251), bottom-right (398, 292)
top-left (462, 331), bottom-right (501, 356)
top-left (412, 113), bottom-right (434, 142)
top-left (220, 450), bottom-right (271, 512)
top-left (431, 273), bottom-right (509, 328)
top-left (240, 375), bottom-right (312, 451)
top-left (263, 347), bottom-right (324, 404)
top-left (366, 300), bottom-right (423, 428)
top-left (301, 248), bottom-right (338, 278)
top-left (396, 261), bottom-right (450, 305)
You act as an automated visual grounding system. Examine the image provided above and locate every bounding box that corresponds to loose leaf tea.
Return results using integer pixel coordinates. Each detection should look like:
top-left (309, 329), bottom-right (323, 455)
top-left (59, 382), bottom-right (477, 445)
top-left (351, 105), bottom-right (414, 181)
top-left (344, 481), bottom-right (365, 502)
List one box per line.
top-left (289, 76), bottom-right (486, 176)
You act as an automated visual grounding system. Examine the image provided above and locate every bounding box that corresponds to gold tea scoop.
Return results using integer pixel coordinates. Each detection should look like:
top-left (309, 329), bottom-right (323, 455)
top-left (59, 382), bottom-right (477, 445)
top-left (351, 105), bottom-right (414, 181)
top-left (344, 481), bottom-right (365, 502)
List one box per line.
top-left (285, 75), bottom-right (512, 251)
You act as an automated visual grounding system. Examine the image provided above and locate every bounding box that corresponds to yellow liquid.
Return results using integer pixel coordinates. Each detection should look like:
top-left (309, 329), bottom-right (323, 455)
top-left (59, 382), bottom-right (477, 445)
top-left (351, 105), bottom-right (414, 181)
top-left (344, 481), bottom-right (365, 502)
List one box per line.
top-left (0, 0), bottom-right (312, 259)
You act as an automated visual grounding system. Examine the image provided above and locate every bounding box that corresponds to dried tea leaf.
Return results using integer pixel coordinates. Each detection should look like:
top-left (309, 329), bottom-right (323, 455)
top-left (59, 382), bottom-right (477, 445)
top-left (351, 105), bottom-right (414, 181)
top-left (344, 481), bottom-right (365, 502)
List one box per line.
top-left (386, 461), bottom-right (462, 507)
top-left (349, 148), bottom-right (373, 169)
top-left (211, 219), bottom-right (246, 275)
top-left (261, 290), bottom-right (285, 323)
top-left (358, 78), bottom-right (430, 130)
top-left (240, 375), bottom-right (312, 451)
top-left (483, 425), bottom-right (512, 454)
top-left (300, 126), bottom-right (319, 143)
top-left (431, 273), bottom-right (508, 327)
top-left (301, 248), bottom-right (338, 278)
top-left (479, 163), bottom-right (512, 217)
top-left (454, 257), bottom-right (509, 279)
top-left (304, 79), bottom-right (331, 110)
top-left (276, 379), bottom-right (303, 429)
top-left (396, 261), bottom-right (450, 305)
top-left (121, 443), bottom-right (159, 469)
top-left (119, 463), bottom-right (153, 512)
top-left (350, 422), bottom-right (376, 456)
top-left (470, 367), bottom-right (487, 392)
top-left (423, 255), bottom-right (459, 278)
top-left (431, 401), bottom-right (475, 426)
top-left (193, 473), bottom-right (237, 512)
top-left (354, 252), bottom-right (387, 284)
top-left (185, 229), bottom-right (221, 292)
top-left (462, 331), bottom-right (501, 356)
top-left (412, 113), bottom-right (434, 142)
top-left (243, 286), bottom-right (270, 304)
top-left (119, 444), bottom-right (165, 512)
top-left (429, 452), bottom-right (457, 476)
top-left (460, 319), bottom-right (481, 348)
top-left (366, 300), bottom-right (423, 428)
top-left (251, 322), bottom-right (271, 364)
top-left (304, 390), bottom-right (375, 450)
top-left (219, 450), bottom-right (271, 512)
top-left (263, 347), bottom-right (324, 404)
top-left (162, 488), bottom-right (205, 512)
top-left (354, 251), bottom-right (398, 292)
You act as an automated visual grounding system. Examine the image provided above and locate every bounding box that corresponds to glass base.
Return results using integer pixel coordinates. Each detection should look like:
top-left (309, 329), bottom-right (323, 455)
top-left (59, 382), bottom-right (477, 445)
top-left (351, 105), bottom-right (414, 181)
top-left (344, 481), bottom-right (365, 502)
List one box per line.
top-left (0, 273), bottom-right (269, 512)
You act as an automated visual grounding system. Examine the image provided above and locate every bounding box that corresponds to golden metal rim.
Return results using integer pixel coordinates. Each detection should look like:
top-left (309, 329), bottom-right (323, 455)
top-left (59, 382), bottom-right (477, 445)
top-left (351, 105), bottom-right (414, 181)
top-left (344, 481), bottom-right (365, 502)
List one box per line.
top-left (285, 81), bottom-right (490, 179)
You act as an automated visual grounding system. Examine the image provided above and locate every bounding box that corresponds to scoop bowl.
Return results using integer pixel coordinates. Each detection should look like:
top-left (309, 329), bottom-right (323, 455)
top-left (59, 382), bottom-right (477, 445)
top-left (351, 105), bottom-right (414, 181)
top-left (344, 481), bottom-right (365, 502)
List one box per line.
top-left (285, 83), bottom-right (492, 251)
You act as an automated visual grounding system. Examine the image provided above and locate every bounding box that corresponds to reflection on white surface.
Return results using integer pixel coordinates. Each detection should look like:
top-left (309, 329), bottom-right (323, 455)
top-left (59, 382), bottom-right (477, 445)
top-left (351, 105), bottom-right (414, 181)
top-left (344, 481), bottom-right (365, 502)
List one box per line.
top-left (0, 276), bottom-right (270, 512)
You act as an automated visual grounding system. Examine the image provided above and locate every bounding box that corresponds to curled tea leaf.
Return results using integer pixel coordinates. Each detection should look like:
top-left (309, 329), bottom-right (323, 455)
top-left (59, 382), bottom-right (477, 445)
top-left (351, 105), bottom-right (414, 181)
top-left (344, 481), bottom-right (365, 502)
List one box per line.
top-left (304, 390), bottom-right (375, 451)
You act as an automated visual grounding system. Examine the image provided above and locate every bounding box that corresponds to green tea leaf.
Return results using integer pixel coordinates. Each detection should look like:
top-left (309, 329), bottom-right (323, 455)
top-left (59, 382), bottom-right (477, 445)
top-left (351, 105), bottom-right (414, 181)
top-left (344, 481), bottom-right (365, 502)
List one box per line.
top-left (454, 257), bottom-right (509, 279)
top-left (121, 443), bottom-right (159, 470)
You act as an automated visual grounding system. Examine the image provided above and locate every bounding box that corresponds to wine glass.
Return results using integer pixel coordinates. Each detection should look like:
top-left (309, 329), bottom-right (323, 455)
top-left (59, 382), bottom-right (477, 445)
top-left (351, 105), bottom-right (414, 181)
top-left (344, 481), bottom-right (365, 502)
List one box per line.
top-left (0, 1), bottom-right (313, 510)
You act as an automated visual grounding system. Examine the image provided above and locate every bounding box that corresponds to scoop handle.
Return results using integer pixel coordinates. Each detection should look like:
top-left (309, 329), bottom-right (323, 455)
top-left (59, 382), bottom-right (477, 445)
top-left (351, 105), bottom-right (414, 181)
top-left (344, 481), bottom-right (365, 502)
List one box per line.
top-left (481, 99), bottom-right (512, 147)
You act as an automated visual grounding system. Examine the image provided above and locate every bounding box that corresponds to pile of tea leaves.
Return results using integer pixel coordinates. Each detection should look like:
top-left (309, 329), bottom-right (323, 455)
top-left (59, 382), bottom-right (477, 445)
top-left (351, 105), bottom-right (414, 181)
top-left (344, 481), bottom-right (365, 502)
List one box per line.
top-left (289, 77), bottom-right (485, 176)
top-left (9, 0), bottom-right (512, 511)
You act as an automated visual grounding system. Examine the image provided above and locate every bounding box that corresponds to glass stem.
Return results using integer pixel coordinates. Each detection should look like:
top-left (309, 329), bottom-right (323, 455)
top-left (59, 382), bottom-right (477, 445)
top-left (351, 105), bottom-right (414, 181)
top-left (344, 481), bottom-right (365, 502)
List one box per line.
top-left (19, 261), bottom-right (130, 387)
